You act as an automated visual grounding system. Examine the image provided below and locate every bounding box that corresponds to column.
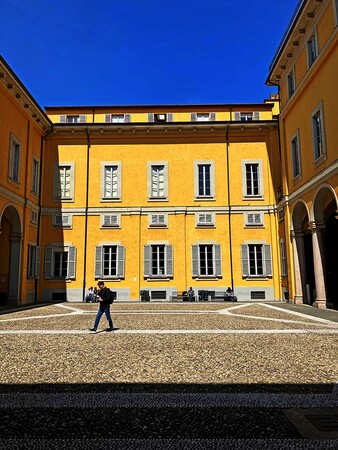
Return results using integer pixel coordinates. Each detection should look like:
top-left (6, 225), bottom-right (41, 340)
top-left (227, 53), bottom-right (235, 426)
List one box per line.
top-left (309, 221), bottom-right (327, 309)
top-left (290, 230), bottom-right (304, 304)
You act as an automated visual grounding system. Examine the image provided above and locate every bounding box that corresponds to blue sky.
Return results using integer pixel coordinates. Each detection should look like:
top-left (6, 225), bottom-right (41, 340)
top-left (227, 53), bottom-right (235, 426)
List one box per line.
top-left (1, 0), bottom-right (297, 106)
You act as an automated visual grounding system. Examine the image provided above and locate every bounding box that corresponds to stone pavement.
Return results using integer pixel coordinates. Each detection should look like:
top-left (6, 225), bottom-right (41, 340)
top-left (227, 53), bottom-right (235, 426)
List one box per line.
top-left (0, 301), bottom-right (337, 449)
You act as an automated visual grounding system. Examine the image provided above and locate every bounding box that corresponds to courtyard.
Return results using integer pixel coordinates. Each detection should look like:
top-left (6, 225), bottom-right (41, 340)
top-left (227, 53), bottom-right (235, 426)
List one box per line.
top-left (0, 301), bottom-right (337, 448)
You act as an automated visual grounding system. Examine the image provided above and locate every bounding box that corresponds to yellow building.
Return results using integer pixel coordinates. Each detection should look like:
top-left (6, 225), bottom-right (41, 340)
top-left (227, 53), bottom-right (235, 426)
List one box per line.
top-left (40, 103), bottom-right (280, 302)
top-left (267, 0), bottom-right (338, 309)
top-left (0, 56), bottom-right (51, 305)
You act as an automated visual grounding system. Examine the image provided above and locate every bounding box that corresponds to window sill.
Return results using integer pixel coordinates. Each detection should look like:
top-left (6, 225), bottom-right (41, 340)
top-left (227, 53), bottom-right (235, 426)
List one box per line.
top-left (292, 174), bottom-right (302, 184)
top-left (196, 224), bottom-right (215, 228)
top-left (313, 153), bottom-right (327, 168)
top-left (242, 196), bottom-right (264, 201)
top-left (53, 198), bottom-right (74, 203)
top-left (195, 277), bottom-right (219, 281)
top-left (96, 277), bottom-right (122, 282)
top-left (146, 277), bottom-right (171, 281)
top-left (194, 197), bottom-right (215, 201)
top-left (244, 225), bottom-right (264, 229)
top-left (100, 198), bottom-right (122, 202)
top-left (147, 197), bottom-right (169, 202)
top-left (244, 276), bottom-right (270, 281)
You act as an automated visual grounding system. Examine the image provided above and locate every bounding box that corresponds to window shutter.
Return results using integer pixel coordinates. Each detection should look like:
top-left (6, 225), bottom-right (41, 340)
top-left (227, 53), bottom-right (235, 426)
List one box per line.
top-left (210, 112), bottom-right (216, 121)
top-left (67, 246), bottom-right (76, 279)
top-left (105, 114), bottom-right (111, 123)
top-left (167, 113), bottom-right (173, 122)
top-left (241, 244), bottom-right (249, 277)
top-left (264, 244), bottom-right (272, 276)
top-left (124, 114), bottom-right (131, 123)
top-left (191, 113), bottom-right (197, 122)
top-left (44, 246), bottom-right (54, 279)
top-left (148, 113), bottom-right (154, 122)
top-left (192, 245), bottom-right (199, 277)
top-left (35, 246), bottom-right (41, 279)
top-left (234, 112), bottom-right (240, 121)
top-left (214, 244), bottom-right (222, 277)
top-left (144, 245), bottom-right (151, 277)
top-left (166, 245), bottom-right (173, 277)
top-left (60, 115), bottom-right (66, 123)
top-left (95, 246), bottom-right (103, 278)
top-left (79, 114), bottom-right (86, 123)
top-left (253, 112), bottom-right (260, 120)
top-left (117, 245), bottom-right (125, 278)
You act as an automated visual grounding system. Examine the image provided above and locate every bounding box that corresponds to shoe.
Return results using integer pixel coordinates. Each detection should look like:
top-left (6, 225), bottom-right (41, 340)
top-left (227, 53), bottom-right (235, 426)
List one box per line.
top-left (105, 328), bottom-right (113, 332)
top-left (89, 328), bottom-right (97, 332)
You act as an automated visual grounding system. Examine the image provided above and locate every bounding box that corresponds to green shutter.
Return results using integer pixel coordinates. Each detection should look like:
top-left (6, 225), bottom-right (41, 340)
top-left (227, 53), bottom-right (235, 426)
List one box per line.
top-left (44, 246), bottom-right (54, 279)
top-left (95, 246), bottom-right (103, 278)
top-left (214, 244), bottom-right (222, 277)
top-left (67, 246), bottom-right (76, 279)
top-left (241, 244), bottom-right (249, 277)
top-left (166, 245), bottom-right (173, 277)
top-left (35, 246), bottom-right (41, 279)
top-left (192, 245), bottom-right (199, 277)
top-left (117, 246), bottom-right (125, 278)
top-left (264, 244), bottom-right (272, 276)
top-left (144, 245), bottom-right (151, 277)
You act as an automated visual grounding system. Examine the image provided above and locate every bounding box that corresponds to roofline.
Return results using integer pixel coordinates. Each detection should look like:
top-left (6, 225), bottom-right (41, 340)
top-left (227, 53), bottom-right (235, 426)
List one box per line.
top-left (0, 55), bottom-right (52, 127)
top-left (45, 102), bottom-right (274, 111)
top-left (267, 0), bottom-right (306, 79)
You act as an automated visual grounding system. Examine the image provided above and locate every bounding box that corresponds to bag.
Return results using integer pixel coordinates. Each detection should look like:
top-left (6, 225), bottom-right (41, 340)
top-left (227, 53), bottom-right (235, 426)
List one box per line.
top-left (107, 288), bottom-right (115, 304)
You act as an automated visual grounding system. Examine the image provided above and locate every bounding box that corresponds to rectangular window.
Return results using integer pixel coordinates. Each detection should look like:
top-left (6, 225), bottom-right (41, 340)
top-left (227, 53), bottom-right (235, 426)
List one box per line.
top-left (191, 113), bottom-right (216, 122)
top-left (149, 213), bottom-right (167, 227)
top-left (104, 165), bottom-right (118, 198)
top-left (95, 245), bottom-right (125, 279)
top-left (280, 239), bottom-right (287, 277)
top-left (287, 69), bottom-right (295, 98)
top-left (245, 163), bottom-right (259, 196)
top-left (31, 158), bottom-right (39, 195)
top-left (151, 165), bottom-right (165, 198)
top-left (291, 132), bottom-right (301, 179)
top-left (307, 35), bottom-right (317, 67)
top-left (101, 214), bottom-right (120, 228)
top-left (245, 213), bottom-right (263, 227)
top-left (241, 244), bottom-right (272, 277)
top-left (144, 244), bottom-right (173, 278)
top-left (198, 164), bottom-right (211, 196)
top-left (192, 244), bottom-right (221, 278)
top-left (196, 213), bottom-right (214, 227)
top-left (312, 107), bottom-right (326, 161)
top-left (27, 245), bottom-right (40, 279)
top-left (44, 246), bottom-right (76, 279)
top-left (9, 136), bottom-right (20, 183)
top-left (56, 165), bottom-right (71, 199)
top-left (60, 115), bottom-right (86, 123)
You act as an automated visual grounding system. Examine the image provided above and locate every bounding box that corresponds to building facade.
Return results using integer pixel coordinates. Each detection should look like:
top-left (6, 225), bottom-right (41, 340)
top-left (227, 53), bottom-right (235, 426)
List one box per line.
top-left (267, 0), bottom-right (338, 309)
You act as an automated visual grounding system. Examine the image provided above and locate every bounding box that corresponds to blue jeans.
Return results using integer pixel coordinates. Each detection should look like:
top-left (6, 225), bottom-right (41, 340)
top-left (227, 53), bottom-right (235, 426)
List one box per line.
top-left (93, 306), bottom-right (113, 330)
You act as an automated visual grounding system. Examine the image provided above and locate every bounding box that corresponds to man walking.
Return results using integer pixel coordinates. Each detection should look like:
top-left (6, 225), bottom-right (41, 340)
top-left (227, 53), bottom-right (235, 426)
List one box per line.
top-left (89, 281), bottom-right (114, 333)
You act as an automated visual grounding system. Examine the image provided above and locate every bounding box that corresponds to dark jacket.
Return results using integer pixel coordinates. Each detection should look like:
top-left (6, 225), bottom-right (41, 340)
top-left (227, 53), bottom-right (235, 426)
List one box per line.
top-left (97, 287), bottom-right (111, 310)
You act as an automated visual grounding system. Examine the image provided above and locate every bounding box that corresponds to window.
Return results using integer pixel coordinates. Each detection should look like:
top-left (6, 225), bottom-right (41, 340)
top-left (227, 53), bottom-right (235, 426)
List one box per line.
top-left (53, 214), bottom-right (72, 228)
top-left (287, 69), bottom-right (295, 98)
top-left (30, 209), bottom-right (38, 225)
top-left (234, 112), bottom-right (260, 121)
top-left (148, 113), bottom-right (173, 122)
top-left (241, 244), bottom-right (272, 277)
top-left (196, 213), bottom-right (214, 227)
top-left (291, 131), bottom-right (301, 179)
top-left (280, 239), bottom-right (287, 277)
top-left (54, 163), bottom-right (74, 201)
top-left (148, 162), bottom-right (168, 200)
top-left (307, 35), bottom-right (317, 68)
top-left (44, 246), bottom-right (76, 279)
top-left (245, 212), bottom-right (263, 227)
top-left (311, 103), bottom-right (326, 162)
top-left (95, 245), bottom-right (125, 278)
top-left (60, 115), bottom-right (86, 123)
top-left (144, 244), bottom-right (173, 278)
top-left (31, 158), bottom-right (39, 195)
top-left (192, 244), bottom-right (221, 278)
top-left (191, 113), bottom-right (216, 122)
top-left (101, 162), bottom-right (121, 201)
top-left (27, 245), bottom-right (40, 279)
top-left (194, 161), bottom-right (215, 199)
top-left (105, 114), bottom-right (130, 123)
top-left (149, 213), bottom-right (167, 227)
top-left (243, 161), bottom-right (263, 198)
top-left (9, 135), bottom-right (20, 183)
top-left (101, 214), bottom-right (120, 228)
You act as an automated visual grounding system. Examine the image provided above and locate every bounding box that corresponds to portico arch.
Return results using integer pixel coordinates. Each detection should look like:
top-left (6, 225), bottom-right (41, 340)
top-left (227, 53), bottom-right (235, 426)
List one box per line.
top-left (0, 204), bottom-right (22, 303)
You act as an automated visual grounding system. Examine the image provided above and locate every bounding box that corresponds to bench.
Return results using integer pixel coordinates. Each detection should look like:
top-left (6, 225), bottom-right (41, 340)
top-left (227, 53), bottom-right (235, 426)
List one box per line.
top-left (212, 291), bottom-right (237, 302)
top-left (170, 291), bottom-right (196, 302)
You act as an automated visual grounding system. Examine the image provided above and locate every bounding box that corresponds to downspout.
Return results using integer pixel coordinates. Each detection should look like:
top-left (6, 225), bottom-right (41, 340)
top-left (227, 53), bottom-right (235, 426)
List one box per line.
top-left (138, 207), bottom-right (142, 300)
top-left (36, 127), bottom-right (53, 303)
top-left (82, 127), bottom-right (90, 301)
top-left (226, 123), bottom-right (234, 290)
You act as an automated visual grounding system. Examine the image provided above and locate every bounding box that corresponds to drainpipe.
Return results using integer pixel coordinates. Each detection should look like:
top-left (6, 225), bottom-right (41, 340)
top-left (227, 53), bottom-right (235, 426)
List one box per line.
top-left (82, 127), bottom-right (90, 301)
top-left (35, 127), bottom-right (53, 304)
top-left (226, 123), bottom-right (234, 290)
